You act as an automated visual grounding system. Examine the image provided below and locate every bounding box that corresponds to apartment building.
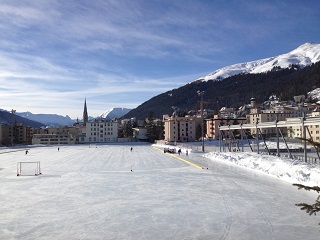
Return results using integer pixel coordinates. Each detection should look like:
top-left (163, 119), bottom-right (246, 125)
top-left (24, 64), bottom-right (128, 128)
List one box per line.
top-left (288, 112), bottom-right (320, 140)
top-left (163, 115), bottom-right (196, 143)
top-left (206, 116), bottom-right (246, 140)
top-left (246, 105), bottom-right (307, 136)
top-left (32, 133), bottom-right (76, 145)
top-left (79, 120), bottom-right (118, 143)
top-left (0, 123), bottom-right (32, 145)
top-left (47, 125), bottom-right (81, 142)
top-left (0, 124), bottom-right (13, 145)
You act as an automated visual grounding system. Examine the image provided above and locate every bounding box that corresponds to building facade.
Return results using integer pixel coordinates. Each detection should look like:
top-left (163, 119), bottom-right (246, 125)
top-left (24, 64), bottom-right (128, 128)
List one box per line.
top-left (163, 115), bottom-right (196, 143)
top-left (32, 133), bottom-right (77, 145)
top-left (206, 116), bottom-right (246, 140)
top-left (0, 124), bottom-right (13, 146)
top-left (246, 105), bottom-right (307, 136)
top-left (79, 121), bottom-right (118, 143)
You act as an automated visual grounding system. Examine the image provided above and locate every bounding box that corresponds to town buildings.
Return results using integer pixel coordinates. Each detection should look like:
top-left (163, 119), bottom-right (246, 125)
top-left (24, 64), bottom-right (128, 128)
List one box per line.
top-left (79, 120), bottom-right (118, 143)
top-left (2, 94), bottom-right (320, 146)
top-left (163, 114), bottom-right (197, 143)
top-left (0, 123), bottom-right (32, 146)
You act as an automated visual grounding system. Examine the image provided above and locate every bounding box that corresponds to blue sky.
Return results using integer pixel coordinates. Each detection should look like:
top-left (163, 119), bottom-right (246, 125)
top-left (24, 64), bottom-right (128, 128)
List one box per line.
top-left (0, 0), bottom-right (320, 119)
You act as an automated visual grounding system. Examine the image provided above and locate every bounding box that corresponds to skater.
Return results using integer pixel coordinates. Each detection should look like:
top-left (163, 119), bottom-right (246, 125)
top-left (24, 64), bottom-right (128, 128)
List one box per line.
top-left (25, 150), bottom-right (28, 155)
top-left (58, 147), bottom-right (60, 151)
top-left (178, 148), bottom-right (181, 156)
top-left (186, 150), bottom-right (188, 156)
top-left (130, 147), bottom-right (133, 151)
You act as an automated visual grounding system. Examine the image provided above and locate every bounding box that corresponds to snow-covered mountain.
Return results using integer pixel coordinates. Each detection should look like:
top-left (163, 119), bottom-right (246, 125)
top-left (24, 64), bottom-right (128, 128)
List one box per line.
top-left (16, 112), bottom-right (75, 126)
top-left (308, 88), bottom-right (320, 101)
top-left (197, 42), bottom-right (320, 82)
top-left (99, 108), bottom-right (131, 120)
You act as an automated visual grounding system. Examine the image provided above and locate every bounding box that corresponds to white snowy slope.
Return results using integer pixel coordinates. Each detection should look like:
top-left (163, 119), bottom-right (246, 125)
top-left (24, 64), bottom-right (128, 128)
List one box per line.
top-left (99, 107), bottom-right (131, 120)
top-left (197, 42), bottom-right (320, 82)
top-left (153, 142), bottom-right (320, 186)
top-left (308, 88), bottom-right (320, 101)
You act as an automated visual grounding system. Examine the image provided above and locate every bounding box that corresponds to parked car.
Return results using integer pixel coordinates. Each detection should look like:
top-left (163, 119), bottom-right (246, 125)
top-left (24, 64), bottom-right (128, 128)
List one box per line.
top-left (164, 147), bottom-right (176, 153)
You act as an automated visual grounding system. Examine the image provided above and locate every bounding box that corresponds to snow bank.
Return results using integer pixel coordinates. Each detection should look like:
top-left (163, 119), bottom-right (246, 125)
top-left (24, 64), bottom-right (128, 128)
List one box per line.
top-left (204, 151), bottom-right (320, 186)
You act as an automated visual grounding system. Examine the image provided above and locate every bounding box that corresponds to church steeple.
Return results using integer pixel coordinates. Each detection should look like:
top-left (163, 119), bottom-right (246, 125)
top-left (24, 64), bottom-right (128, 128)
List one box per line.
top-left (83, 98), bottom-right (88, 126)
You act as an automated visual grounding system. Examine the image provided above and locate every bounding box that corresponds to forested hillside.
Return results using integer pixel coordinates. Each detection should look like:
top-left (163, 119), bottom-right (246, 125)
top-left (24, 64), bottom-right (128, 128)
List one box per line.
top-left (124, 62), bottom-right (320, 120)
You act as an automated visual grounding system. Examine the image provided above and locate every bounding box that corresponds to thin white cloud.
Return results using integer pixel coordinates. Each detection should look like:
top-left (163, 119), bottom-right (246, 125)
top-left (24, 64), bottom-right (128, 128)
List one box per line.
top-left (0, 0), bottom-right (319, 118)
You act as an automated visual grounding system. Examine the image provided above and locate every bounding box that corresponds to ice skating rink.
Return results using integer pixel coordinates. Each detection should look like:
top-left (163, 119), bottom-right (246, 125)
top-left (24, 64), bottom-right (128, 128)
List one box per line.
top-left (0, 143), bottom-right (319, 240)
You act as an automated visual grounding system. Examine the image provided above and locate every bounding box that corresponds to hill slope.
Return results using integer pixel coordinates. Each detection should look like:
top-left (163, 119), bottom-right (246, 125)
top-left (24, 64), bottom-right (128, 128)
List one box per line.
top-left (99, 108), bottom-right (131, 120)
top-left (0, 110), bottom-right (45, 128)
top-left (124, 62), bottom-right (320, 119)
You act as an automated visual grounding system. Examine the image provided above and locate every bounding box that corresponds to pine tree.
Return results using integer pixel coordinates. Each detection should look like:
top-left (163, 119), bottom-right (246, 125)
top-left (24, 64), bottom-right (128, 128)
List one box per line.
top-left (293, 137), bottom-right (320, 225)
top-left (293, 183), bottom-right (320, 225)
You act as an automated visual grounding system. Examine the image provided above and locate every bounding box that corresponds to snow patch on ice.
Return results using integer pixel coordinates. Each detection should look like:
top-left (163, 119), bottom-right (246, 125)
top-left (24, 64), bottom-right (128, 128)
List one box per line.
top-left (204, 151), bottom-right (320, 186)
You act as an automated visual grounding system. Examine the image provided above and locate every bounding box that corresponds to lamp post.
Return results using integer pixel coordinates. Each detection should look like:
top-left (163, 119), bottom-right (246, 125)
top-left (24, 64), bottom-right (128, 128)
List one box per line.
top-left (197, 90), bottom-right (205, 152)
top-left (301, 113), bottom-right (307, 162)
top-left (275, 115), bottom-right (279, 157)
top-left (256, 118), bottom-right (259, 154)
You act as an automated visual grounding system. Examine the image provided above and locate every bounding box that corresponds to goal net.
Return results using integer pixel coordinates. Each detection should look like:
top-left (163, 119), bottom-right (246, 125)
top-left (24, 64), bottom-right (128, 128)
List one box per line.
top-left (17, 162), bottom-right (41, 176)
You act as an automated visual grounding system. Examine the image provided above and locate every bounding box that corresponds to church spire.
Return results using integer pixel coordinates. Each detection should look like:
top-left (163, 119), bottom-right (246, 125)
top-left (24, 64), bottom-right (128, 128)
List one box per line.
top-left (83, 98), bottom-right (88, 126)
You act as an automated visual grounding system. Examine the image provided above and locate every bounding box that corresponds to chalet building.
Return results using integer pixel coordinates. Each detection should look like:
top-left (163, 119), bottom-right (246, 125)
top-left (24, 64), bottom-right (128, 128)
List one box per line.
top-left (163, 115), bottom-right (196, 143)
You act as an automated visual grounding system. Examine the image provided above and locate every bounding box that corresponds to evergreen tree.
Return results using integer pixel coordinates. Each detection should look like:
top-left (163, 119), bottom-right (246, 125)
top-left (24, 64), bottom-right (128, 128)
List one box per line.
top-left (293, 138), bottom-right (320, 225)
top-left (293, 183), bottom-right (320, 225)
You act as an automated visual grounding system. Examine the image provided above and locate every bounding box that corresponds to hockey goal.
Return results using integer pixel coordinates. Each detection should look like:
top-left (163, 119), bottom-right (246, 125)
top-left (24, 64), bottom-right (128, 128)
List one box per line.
top-left (17, 161), bottom-right (41, 176)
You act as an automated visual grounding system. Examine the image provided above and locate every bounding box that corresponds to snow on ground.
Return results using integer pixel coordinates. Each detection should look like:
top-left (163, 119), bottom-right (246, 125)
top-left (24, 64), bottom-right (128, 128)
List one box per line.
top-left (204, 151), bottom-right (320, 186)
top-left (154, 141), bottom-right (320, 186)
top-left (0, 143), bottom-right (320, 239)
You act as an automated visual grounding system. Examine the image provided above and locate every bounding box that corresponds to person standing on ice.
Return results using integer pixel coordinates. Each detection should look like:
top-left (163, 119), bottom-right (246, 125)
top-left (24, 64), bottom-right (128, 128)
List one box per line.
top-left (130, 147), bottom-right (133, 151)
top-left (178, 149), bottom-right (181, 156)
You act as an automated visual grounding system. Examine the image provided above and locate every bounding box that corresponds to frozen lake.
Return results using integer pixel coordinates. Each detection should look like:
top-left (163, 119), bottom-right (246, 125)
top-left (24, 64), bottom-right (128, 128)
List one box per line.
top-left (0, 143), bottom-right (319, 239)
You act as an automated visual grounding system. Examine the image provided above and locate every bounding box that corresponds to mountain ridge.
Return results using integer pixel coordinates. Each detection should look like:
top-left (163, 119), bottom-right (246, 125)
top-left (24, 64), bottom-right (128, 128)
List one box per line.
top-left (124, 61), bottom-right (320, 120)
top-left (0, 110), bottom-right (44, 128)
top-left (196, 42), bottom-right (320, 82)
top-left (99, 108), bottom-right (131, 120)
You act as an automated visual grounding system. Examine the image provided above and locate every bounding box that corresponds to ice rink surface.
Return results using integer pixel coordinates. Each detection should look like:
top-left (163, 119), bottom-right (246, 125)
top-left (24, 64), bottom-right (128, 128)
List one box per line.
top-left (0, 143), bottom-right (319, 240)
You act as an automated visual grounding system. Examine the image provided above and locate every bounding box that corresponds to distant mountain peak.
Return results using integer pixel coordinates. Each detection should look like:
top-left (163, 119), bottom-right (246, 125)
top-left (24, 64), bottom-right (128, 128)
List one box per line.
top-left (99, 108), bottom-right (131, 120)
top-left (16, 112), bottom-right (74, 127)
top-left (197, 42), bottom-right (320, 82)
